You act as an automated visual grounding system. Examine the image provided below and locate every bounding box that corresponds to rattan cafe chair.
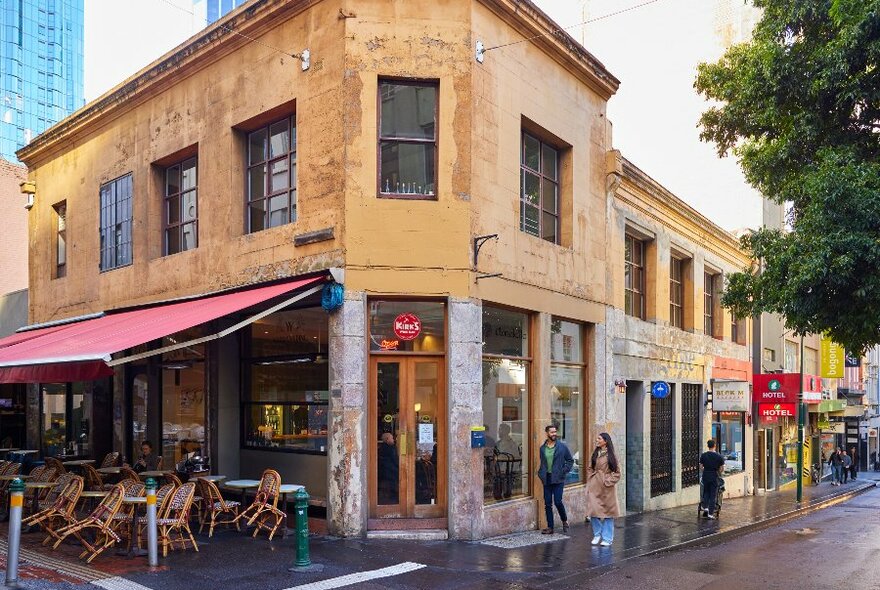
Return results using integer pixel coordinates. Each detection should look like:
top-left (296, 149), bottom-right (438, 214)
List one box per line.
top-left (238, 469), bottom-right (286, 540)
top-left (52, 483), bottom-right (125, 563)
top-left (24, 475), bottom-right (83, 547)
top-left (157, 482), bottom-right (198, 557)
top-left (197, 478), bottom-right (240, 537)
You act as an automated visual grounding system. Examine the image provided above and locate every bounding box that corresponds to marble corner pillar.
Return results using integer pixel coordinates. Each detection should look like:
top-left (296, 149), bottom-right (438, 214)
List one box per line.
top-left (447, 297), bottom-right (484, 540)
top-left (327, 289), bottom-right (368, 537)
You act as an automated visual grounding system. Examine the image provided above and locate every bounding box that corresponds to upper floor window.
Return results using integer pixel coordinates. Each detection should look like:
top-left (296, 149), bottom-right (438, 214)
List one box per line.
top-left (248, 116), bottom-right (296, 232)
top-left (378, 80), bottom-right (437, 198)
top-left (732, 315), bottom-right (746, 345)
top-left (164, 157), bottom-right (198, 255)
top-left (704, 272), bottom-right (718, 337)
top-left (99, 174), bottom-right (133, 271)
top-left (54, 201), bottom-right (67, 278)
top-left (520, 132), bottom-right (559, 243)
top-left (670, 257), bottom-right (684, 329)
top-left (625, 234), bottom-right (645, 319)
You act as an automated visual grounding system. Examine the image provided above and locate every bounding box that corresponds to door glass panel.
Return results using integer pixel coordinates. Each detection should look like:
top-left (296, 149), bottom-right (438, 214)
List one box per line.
top-left (414, 361), bottom-right (438, 506)
top-left (71, 384), bottom-right (91, 456)
top-left (41, 384), bottom-right (66, 457)
top-left (132, 373), bottom-right (148, 453)
top-left (376, 362), bottom-right (401, 506)
top-left (162, 363), bottom-right (206, 467)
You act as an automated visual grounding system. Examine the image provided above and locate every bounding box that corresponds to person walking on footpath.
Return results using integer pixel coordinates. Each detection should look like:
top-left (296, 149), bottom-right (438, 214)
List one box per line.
top-left (829, 447), bottom-right (844, 486)
top-left (585, 432), bottom-right (621, 547)
top-left (849, 446), bottom-right (858, 481)
top-left (842, 448), bottom-right (853, 483)
top-left (699, 439), bottom-right (725, 519)
top-left (537, 424), bottom-right (573, 534)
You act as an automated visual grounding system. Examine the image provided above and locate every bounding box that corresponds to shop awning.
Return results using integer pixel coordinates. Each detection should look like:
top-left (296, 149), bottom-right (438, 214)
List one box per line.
top-left (0, 276), bottom-right (325, 383)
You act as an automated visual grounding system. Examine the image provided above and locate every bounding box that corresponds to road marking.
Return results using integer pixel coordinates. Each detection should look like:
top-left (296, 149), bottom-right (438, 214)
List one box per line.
top-left (283, 561), bottom-right (427, 590)
top-left (92, 576), bottom-right (156, 590)
top-left (0, 538), bottom-right (102, 582)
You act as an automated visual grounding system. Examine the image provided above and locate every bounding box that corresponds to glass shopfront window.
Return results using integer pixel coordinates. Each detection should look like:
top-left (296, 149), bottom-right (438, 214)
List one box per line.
top-left (713, 412), bottom-right (745, 474)
top-left (369, 300), bottom-right (445, 353)
top-left (550, 319), bottom-right (585, 484)
top-left (161, 328), bottom-right (206, 466)
top-left (243, 308), bottom-right (329, 454)
top-left (40, 381), bottom-right (102, 457)
top-left (482, 306), bottom-right (530, 504)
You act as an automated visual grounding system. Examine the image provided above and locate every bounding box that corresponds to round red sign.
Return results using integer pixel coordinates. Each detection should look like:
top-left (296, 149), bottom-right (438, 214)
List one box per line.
top-left (393, 313), bottom-right (422, 341)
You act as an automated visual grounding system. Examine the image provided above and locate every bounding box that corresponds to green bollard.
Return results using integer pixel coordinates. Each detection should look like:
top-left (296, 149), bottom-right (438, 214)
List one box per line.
top-left (288, 488), bottom-right (323, 573)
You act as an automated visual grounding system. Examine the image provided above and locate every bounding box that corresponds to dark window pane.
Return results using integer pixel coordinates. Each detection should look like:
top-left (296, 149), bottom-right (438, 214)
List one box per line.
top-left (166, 165), bottom-right (180, 196)
top-left (181, 158), bottom-right (197, 190)
top-left (522, 204), bottom-right (539, 237)
top-left (269, 158), bottom-right (289, 192)
top-left (248, 165), bottom-right (266, 202)
top-left (542, 212), bottom-right (557, 243)
top-left (249, 200), bottom-right (266, 233)
top-left (542, 144), bottom-right (558, 180)
top-left (268, 194), bottom-right (288, 228)
top-left (269, 119), bottom-right (289, 158)
top-left (248, 128), bottom-right (266, 165)
top-left (380, 83), bottom-right (436, 140)
top-left (523, 133), bottom-right (540, 170)
top-left (542, 178), bottom-right (558, 214)
top-left (482, 306), bottom-right (529, 356)
top-left (182, 190), bottom-right (197, 222)
top-left (290, 189), bottom-right (297, 223)
top-left (166, 228), bottom-right (180, 255)
top-left (522, 171), bottom-right (540, 207)
top-left (167, 195), bottom-right (180, 225)
top-left (181, 222), bottom-right (197, 251)
top-left (380, 141), bottom-right (435, 195)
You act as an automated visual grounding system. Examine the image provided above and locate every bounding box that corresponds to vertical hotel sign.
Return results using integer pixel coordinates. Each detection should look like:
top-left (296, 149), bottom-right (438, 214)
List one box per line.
top-left (820, 336), bottom-right (844, 378)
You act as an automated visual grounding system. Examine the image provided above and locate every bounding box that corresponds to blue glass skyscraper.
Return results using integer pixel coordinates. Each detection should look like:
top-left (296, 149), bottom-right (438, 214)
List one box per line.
top-left (194, 0), bottom-right (250, 25)
top-left (0, 0), bottom-right (84, 163)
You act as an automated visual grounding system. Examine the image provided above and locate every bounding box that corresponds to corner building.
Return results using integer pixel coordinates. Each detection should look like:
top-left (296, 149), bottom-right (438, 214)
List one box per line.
top-left (11, 0), bottom-right (739, 539)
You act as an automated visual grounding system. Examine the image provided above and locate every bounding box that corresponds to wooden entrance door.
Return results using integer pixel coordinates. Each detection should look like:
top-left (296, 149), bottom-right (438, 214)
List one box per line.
top-left (370, 357), bottom-right (445, 520)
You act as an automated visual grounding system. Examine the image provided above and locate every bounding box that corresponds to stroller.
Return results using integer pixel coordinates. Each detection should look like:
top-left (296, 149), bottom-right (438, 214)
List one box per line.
top-left (697, 476), bottom-right (725, 517)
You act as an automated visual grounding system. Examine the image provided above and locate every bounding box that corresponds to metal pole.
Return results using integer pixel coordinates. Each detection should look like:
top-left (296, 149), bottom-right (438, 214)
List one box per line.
top-left (288, 488), bottom-right (322, 573)
top-left (797, 334), bottom-right (805, 503)
top-left (145, 477), bottom-right (158, 567)
top-left (5, 478), bottom-right (24, 587)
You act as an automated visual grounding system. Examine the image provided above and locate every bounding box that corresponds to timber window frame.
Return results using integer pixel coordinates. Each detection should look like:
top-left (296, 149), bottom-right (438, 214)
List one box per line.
top-left (247, 115), bottom-right (297, 233)
top-left (53, 201), bottom-right (67, 279)
top-left (520, 131), bottom-right (560, 244)
top-left (378, 79), bottom-right (438, 199)
top-left (625, 234), bottom-right (646, 319)
top-left (163, 157), bottom-right (198, 255)
top-left (670, 257), bottom-right (684, 329)
top-left (704, 271), bottom-right (719, 338)
top-left (99, 174), bottom-right (133, 272)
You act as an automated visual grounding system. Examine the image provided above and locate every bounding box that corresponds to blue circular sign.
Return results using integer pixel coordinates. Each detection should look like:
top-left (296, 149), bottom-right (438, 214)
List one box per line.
top-left (651, 381), bottom-right (670, 399)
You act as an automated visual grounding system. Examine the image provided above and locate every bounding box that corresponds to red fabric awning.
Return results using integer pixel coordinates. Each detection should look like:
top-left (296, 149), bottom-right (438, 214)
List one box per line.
top-left (0, 324), bottom-right (69, 349)
top-left (0, 277), bottom-right (324, 383)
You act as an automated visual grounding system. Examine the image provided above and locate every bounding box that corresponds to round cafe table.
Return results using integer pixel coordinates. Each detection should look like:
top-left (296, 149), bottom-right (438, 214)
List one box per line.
top-left (278, 484), bottom-right (304, 538)
top-left (0, 475), bottom-right (31, 481)
top-left (62, 459), bottom-right (95, 467)
top-left (196, 475), bottom-right (226, 483)
top-left (119, 496), bottom-right (148, 555)
top-left (223, 479), bottom-right (260, 508)
top-left (24, 481), bottom-right (55, 516)
top-left (97, 466), bottom-right (122, 475)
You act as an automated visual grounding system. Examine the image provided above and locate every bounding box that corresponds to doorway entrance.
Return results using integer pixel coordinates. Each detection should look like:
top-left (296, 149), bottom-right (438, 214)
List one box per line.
top-left (756, 428), bottom-right (775, 491)
top-left (370, 356), bottom-right (445, 522)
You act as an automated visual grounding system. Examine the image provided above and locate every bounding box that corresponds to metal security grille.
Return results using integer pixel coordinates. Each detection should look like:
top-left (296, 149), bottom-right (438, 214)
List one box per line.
top-left (681, 384), bottom-right (702, 488)
top-left (650, 390), bottom-right (674, 497)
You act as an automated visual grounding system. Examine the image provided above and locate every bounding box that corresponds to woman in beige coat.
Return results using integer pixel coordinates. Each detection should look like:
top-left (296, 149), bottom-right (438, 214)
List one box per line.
top-left (585, 432), bottom-right (621, 546)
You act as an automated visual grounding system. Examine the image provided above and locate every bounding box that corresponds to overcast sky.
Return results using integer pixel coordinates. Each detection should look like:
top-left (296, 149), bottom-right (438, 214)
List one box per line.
top-left (84, 0), bottom-right (762, 231)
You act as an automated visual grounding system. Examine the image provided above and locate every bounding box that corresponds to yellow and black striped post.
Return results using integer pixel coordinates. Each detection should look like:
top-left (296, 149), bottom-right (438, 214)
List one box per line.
top-left (6, 477), bottom-right (25, 587)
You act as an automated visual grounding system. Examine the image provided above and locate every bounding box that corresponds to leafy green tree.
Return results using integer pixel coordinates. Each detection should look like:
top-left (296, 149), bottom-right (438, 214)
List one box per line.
top-left (695, 0), bottom-right (880, 354)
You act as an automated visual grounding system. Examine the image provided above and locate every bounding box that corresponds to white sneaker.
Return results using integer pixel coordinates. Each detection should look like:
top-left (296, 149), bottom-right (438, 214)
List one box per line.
top-left (591, 535), bottom-right (601, 545)
top-left (706, 513), bottom-right (716, 519)
top-left (600, 540), bottom-right (612, 546)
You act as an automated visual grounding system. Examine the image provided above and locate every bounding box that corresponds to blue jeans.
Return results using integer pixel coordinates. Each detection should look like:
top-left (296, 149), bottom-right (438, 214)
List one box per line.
top-left (832, 464), bottom-right (843, 483)
top-left (590, 517), bottom-right (614, 542)
top-left (542, 481), bottom-right (567, 529)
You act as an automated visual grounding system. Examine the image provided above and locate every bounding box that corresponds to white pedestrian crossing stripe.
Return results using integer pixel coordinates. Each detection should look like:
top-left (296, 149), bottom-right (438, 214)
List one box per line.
top-left (283, 561), bottom-right (427, 590)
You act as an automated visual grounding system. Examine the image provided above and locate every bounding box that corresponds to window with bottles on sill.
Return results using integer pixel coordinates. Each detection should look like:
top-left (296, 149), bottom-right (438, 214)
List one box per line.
top-left (242, 307), bottom-right (330, 455)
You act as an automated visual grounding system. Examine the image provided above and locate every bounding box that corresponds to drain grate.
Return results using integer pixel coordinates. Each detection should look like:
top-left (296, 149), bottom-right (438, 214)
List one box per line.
top-left (480, 530), bottom-right (570, 549)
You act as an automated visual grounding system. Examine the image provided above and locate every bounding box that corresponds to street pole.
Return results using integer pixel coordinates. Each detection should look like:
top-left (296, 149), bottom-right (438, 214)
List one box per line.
top-left (797, 334), bottom-right (805, 503)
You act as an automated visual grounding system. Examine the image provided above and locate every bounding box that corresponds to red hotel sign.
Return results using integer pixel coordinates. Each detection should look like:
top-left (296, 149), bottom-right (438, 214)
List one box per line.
top-left (753, 373), bottom-right (823, 404)
top-left (393, 313), bottom-right (422, 341)
top-left (758, 403), bottom-right (797, 418)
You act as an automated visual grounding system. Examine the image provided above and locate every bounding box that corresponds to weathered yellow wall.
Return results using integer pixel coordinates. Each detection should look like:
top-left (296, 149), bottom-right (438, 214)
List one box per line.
top-left (25, 0), bottom-right (346, 322)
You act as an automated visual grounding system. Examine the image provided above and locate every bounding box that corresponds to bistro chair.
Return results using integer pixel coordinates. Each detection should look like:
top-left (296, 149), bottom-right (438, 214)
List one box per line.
top-left (45, 457), bottom-right (66, 475)
top-left (238, 469), bottom-right (286, 540)
top-left (27, 466), bottom-right (58, 505)
top-left (81, 464), bottom-right (104, 491)
top-left (52, 483), bottom-right (125, 563)
top-left (100, 452), bottom-right (121, 468)
top-left (111, 481), bottom-right (146, 550)
top-left (23, 475), bottom-right (83, 547)
top-left (119, 466), bottom-right (140, 483)
top-left (165, 472), bottom-right (183, 487)
top-left (135, 483), bottom-right (175, 549)
top-left (39, 472), bottom-right (77, 510)
top-left (157, 482), bottom-right (198, 557)
top-left (0, 461), bottom-right (22, 507)
top-left (197, 478), bottom-right (240, 537)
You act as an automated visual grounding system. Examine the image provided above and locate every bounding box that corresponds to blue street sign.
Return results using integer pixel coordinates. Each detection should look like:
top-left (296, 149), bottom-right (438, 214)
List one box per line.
top-left (651, 381), bottom-right (670, 399)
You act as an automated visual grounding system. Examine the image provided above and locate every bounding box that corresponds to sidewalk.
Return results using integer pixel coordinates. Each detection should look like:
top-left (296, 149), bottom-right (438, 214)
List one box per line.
top-left (2, 474), bottom-right (878, 590)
